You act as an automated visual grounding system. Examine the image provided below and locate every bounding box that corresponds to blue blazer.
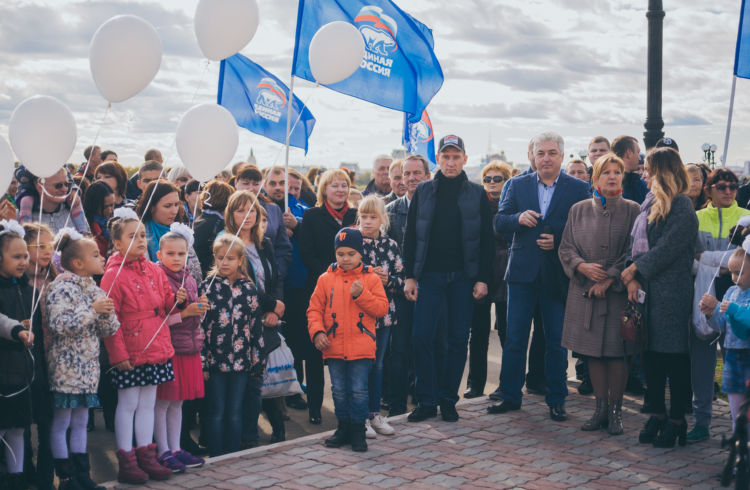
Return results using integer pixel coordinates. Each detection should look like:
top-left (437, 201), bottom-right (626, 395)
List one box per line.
top-left (495, 171), bottom-right (590, 296)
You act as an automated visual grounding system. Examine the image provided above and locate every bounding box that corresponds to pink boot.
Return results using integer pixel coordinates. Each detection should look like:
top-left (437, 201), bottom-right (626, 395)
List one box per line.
top-left (135, 444), bottom-right (172, 481)
top-left (116, 448), bottom-right (148, 484)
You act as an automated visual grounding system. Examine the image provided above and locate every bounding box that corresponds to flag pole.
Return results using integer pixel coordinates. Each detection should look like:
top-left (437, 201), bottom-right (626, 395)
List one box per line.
top-left (721, 75), bottom-right (738, 167)
top-left (284, 75), bottom-right (295, 211)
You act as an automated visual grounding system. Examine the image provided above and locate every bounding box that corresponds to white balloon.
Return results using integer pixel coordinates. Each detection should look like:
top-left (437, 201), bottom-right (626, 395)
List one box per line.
top-left (8, 96), bottom-right (77, 178)
top-left (194, 0), bottom-right (259, 61)
top-left (309, 21), bottom-right (366, 85)
top-left (175, 104), bottom-right (238, 182)
top-left (0, 137), bottom-right (15, 195)
top-left (90, 15), bottom-right (162, 103)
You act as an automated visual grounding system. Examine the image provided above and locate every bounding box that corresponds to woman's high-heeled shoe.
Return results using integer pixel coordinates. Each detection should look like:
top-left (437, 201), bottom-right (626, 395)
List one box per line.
top-left (652, 419), bottom-right (687, 448)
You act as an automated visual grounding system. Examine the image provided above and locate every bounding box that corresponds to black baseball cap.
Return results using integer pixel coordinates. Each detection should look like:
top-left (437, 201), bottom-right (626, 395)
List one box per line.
top-left (438, 135), bottom-right (465, 153)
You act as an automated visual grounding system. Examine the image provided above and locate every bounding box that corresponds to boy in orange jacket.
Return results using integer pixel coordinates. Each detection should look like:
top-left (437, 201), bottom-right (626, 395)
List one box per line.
top-left (307, 228), bottom-right (389, 452)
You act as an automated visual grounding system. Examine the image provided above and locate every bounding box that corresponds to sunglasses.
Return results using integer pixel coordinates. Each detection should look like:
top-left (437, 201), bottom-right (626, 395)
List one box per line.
top-left (48, 181), bottom-right (72, 191)
top-left (28, 243), bottom-right (54, 251)
top-left (483, 176), bottom-right (504, 183)
top-left (714, 183), bottom-right (739, 192)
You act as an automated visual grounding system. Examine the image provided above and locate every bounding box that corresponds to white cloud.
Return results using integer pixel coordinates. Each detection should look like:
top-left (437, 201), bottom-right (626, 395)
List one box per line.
top-left (0, 0), bottom-right (747, 172)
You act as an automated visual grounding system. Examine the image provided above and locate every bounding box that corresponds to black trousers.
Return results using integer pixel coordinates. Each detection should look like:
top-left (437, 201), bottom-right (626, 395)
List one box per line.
top-left (283, 287), bottom-right (324, 413)
top-left (645, 350), bottom-right (691, 420)
top-left (467, 300), bottom-right (506, 393)
top-left (388, 295), bottom-right (414, 413)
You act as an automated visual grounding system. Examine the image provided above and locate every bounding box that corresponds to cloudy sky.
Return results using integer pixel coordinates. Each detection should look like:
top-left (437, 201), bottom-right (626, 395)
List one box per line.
top-left (0, 0), bottom-right (747, 172)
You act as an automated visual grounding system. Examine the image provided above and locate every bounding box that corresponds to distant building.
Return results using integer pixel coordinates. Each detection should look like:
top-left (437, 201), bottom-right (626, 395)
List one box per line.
top-left (391, 148), bottom-right (408, 160)
top-left (339, 162), bottom-right (360, 175)
top-left (481, 151), bottom-right (508, 166)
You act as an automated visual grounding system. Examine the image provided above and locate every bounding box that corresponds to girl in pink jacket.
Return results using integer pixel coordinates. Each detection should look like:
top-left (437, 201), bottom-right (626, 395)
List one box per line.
top-left (101, 213), bottom-right (187, 484)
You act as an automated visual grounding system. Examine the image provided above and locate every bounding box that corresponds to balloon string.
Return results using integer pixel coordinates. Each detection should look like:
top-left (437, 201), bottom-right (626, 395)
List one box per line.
top-left (29, 190), bottom-right (44, 321)
top-left (104, 167), bottom-right (168, 298)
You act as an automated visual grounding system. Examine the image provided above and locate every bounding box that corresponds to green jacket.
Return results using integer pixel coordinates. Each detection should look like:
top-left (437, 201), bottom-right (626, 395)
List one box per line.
top-left (696, 201), bottom-right (750, 267)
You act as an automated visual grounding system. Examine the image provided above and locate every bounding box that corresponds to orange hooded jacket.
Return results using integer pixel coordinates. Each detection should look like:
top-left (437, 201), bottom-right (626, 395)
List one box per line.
top-left (306, 263), bottom-right (389, 361)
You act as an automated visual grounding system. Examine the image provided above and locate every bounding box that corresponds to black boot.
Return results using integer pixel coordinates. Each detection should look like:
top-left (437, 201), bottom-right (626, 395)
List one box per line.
top-left (652, 419), bottom-right (687, 448)
top-left (267, 406), bottom-right (286, 443)
top-left (638, 415), bottom-right (665, 443)
top-left (54, 458), bottom-right (83, 490)
top-left (71, 453), bottom-right (104, 490)
top-left (325, 420), bottom-right (350, 448)
top-left (349, 423), bottom-right (368, 452)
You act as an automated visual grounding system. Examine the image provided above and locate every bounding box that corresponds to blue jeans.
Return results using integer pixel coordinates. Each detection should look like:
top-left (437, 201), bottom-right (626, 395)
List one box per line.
top-left (500, 280), bottom-right (568, 406)
top-left (327, 359), bottom-right (372, 424)
top-left (206, 371), bottom-right (248, 456)
top-left (368, 326), bottom-right (391, 413)
top-left (241, 375), bottom-right (263, 442)
top-left (412, 270), bottom-right (474, 407)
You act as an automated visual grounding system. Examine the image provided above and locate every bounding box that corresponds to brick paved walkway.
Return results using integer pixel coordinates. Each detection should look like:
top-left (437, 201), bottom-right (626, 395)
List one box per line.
top-left (107, 386), bottom-right (734, 489)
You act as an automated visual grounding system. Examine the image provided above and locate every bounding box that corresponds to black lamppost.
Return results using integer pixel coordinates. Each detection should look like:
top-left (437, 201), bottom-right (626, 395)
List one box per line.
top-left (702, 143), bottom-right (717, 168)
top-left (644, 0), bottom-right (665, 150)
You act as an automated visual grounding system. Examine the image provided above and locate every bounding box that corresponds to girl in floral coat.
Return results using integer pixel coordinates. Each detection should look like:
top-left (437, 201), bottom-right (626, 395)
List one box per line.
top-left (357, 196), bottom-right (404, 438)
top-left (44, 228), bottom-right (119, 488)
top-left (199, 233), bottom-right (266, 457)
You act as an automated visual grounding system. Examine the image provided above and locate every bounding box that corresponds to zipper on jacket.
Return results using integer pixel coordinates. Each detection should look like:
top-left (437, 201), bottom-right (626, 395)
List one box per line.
top-left (356, 312), bottom-right (376, 340)
top-left (718, 207), bottom-right (723, 239)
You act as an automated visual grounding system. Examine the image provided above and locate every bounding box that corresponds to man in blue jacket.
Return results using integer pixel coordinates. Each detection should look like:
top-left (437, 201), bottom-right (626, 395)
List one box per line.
top-left (490, 132), bottom-right (590, 421)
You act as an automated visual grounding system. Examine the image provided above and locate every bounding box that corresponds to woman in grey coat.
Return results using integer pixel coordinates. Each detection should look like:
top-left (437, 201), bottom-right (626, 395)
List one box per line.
top-left (621, 147), bottom-right (698, 448)
top-left (559, 154), bottom-right (641, 435)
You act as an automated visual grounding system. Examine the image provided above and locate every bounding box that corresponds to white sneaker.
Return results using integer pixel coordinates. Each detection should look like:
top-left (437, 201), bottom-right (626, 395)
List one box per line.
top-left (365, 418), bottom-right (377, 439)
top-left (370, 414), bottom-right (395, 436)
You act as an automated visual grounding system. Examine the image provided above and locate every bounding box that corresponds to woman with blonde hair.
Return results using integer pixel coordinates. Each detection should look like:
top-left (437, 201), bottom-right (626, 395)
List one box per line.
top-left (620, 147), bottom-right (698, 447)
top-left (298, 169), bottom-right (357, 425)
top-left (223, 191), bottom-right (286, 447)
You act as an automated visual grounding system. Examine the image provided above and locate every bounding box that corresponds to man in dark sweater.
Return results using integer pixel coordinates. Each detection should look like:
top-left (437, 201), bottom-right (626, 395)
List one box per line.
top-left (403, 135), bottom-right (493, 422)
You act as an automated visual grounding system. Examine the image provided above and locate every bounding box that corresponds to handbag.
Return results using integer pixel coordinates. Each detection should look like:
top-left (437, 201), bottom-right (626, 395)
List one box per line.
top-left (621, 301), bottom-right (646, 344)
top-left (261, 333), bottom-right (303, 398)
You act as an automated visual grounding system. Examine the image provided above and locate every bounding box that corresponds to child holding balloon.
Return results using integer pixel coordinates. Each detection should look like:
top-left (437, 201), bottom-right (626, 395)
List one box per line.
top-left (153, 224), bottom-right (209, 472)
top-left (101, 210), bottom-right (187, 484)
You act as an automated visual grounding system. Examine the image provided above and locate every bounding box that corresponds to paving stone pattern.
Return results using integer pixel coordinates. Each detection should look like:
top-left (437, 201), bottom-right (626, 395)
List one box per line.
top-left (108, 388), bottom-right (734, 489)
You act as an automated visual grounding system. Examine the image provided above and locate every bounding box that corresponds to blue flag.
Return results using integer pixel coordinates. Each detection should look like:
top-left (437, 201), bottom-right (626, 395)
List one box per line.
top-left (292, 0), bottom-right (443, 118)
top-left (736, 0), bottom-right (750, 78)
top-left (218, 54), bottom-right (316, 153)
top-left (403, 110), bottom-right (436, 170)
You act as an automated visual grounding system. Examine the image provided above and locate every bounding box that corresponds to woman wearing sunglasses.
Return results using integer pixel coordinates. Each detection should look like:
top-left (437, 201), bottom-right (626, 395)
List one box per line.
top-left (687, 168), bottom-right (750, 444)
top-left (464, 161), bottom-right (512, 399)
top-left (17, 167), bottom-right (89, 234)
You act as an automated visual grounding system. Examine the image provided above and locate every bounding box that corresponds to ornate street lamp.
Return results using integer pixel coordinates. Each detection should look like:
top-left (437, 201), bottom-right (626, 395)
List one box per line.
top-left (644, 0), bottom-right (665, 149)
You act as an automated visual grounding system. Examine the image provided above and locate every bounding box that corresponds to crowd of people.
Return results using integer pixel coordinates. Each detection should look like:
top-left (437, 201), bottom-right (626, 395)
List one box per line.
top-left (0, 132), bottom-right (748, 488)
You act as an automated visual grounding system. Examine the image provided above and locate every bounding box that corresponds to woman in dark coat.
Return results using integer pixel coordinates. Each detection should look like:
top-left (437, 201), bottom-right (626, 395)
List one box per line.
top-left (297, 169), bottom-right (357, 424)
top-left (621, 147), bottom-right (698, 448)
top-left (465, 161), bottom-right (512, 398)
top-left (559, 154), bottom-right (641, 435)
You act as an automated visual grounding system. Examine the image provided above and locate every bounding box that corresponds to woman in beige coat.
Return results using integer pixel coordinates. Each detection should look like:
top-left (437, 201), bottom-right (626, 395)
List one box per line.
top-left (559, 154), bottom-right (641, 435)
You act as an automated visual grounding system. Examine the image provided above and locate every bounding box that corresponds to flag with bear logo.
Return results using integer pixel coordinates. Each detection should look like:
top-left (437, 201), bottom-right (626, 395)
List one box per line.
top-left (403, 109), bottom-right (436, 170)
top-left (291, 0), bottom-right (443, 119)
top-left (218, 53), bottom-right (316, 153)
